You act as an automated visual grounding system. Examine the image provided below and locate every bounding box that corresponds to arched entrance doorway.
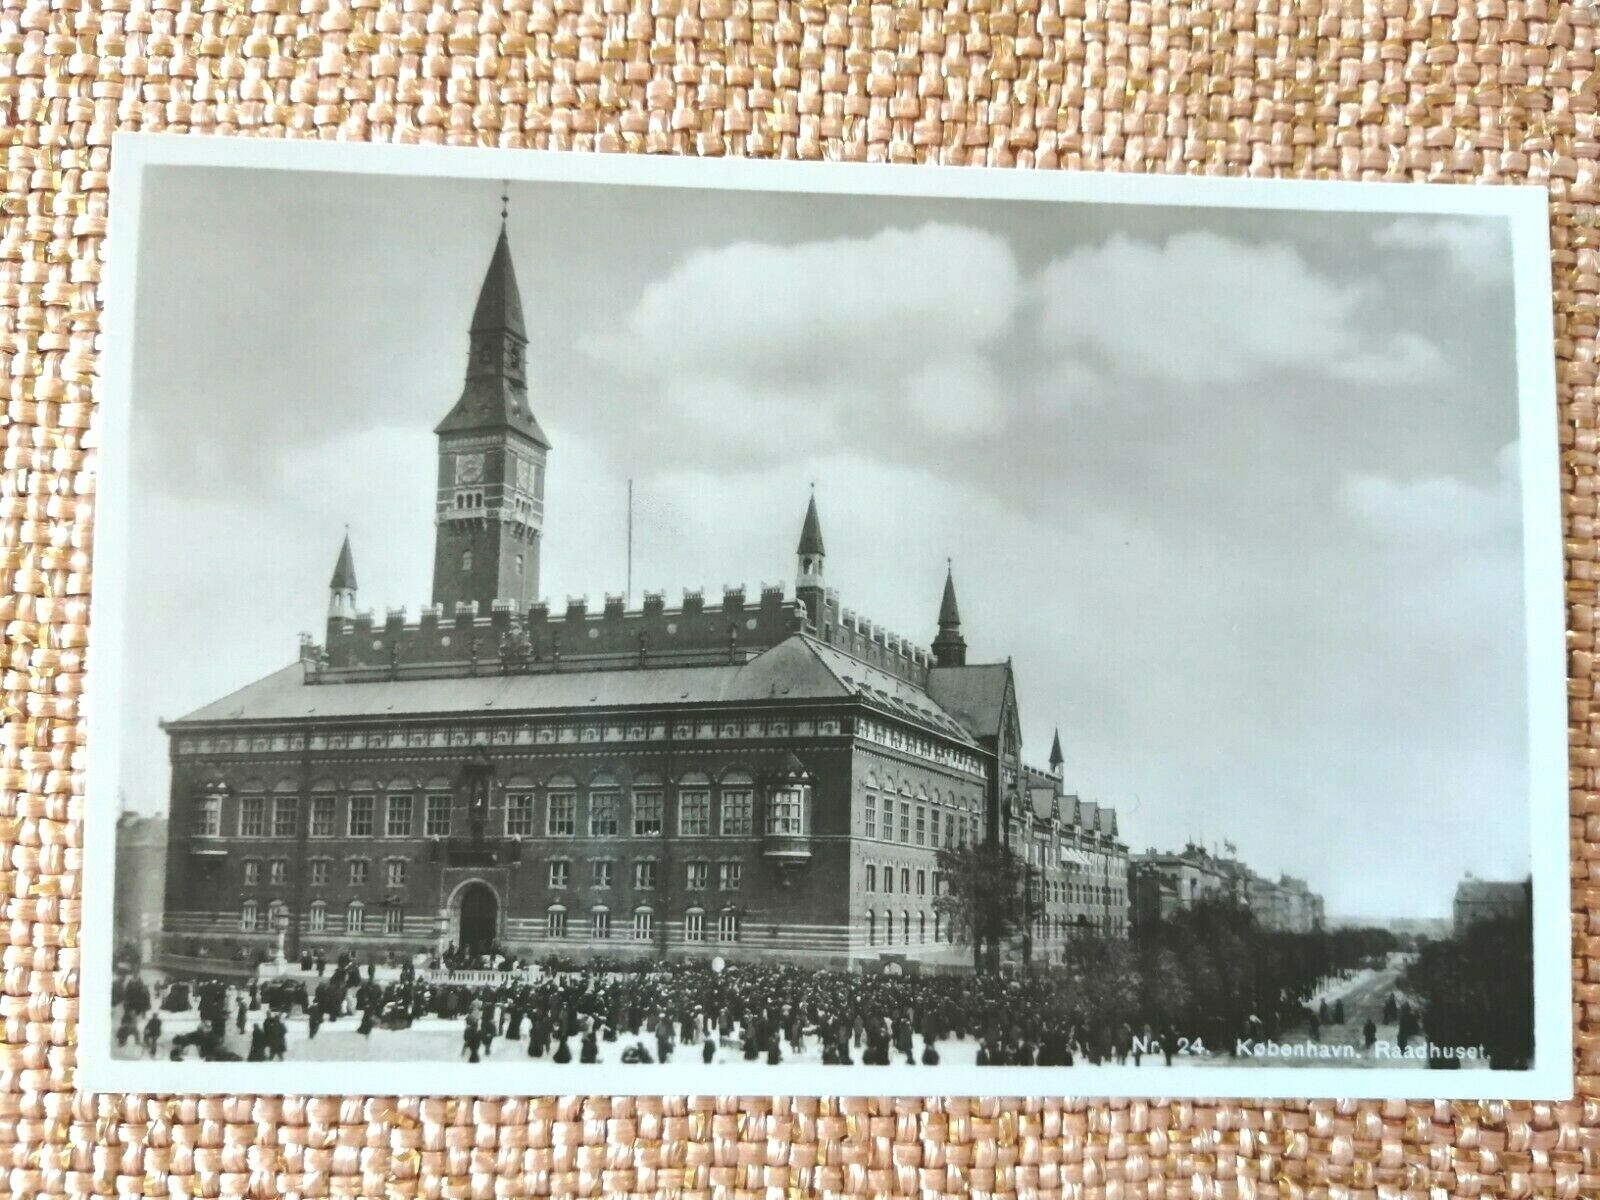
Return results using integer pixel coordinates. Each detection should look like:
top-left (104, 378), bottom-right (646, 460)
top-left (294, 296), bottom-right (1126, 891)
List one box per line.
top-left (457, 883), bottom-right (499, 955)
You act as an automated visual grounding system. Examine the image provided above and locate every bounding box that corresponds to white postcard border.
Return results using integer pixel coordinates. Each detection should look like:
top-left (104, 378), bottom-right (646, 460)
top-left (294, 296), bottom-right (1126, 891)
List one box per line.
top-left (79, 134), bottom-right (1570, 1100)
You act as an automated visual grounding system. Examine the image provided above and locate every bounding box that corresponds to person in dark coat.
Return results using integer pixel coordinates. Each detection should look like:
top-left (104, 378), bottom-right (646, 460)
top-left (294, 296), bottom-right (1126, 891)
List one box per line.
top-left (247, 1025), bottom-right (266, 1062)
top-left (552, 1036), bottom-right (572, 1064)
top-left (580, 1031), bottom-right (599, 1064)
top-left (235, 998), bottom-right (248, 1034)
top-left (142, 1013), bottom-right (162, 1057)
top-left (1363, 1019), bottom-right (1378, 1051)
top-left (702, 1037), bottom-right (716, 1064)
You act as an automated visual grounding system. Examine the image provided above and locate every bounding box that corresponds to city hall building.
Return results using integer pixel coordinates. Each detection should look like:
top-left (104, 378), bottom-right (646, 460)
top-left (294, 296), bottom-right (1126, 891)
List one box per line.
top-left (158, 221), bottom-right (1126, 972)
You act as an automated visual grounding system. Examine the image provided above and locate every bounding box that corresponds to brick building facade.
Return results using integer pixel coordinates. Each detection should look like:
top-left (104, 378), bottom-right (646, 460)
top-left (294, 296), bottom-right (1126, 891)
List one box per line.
top-left (157, 221), bottom-right (1124, 972)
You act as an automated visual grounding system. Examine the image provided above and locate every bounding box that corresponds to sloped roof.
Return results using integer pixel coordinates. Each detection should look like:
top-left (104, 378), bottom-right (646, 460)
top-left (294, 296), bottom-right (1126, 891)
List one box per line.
top-left (171, 634), bottom-right (979, 748)
top-left (924, 662), bottom-right (1011, 741)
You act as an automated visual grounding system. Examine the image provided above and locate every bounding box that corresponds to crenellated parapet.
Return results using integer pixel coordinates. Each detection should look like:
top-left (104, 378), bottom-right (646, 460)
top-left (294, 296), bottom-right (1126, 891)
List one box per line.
top-left (315, 584), bottom-right (809, 681)
top-left (798, 587), bottom-right (935, 687)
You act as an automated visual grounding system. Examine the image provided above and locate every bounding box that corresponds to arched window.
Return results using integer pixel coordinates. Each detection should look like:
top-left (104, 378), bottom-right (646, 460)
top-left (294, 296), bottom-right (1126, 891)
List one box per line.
top-left (546, 905), bottom-right (567, 938)
top-left (591, 906), bottom-right (611, 940)
top-left (885, 911), bottom-right (893, 945)
top-left (461, 549), bottom-right (473, 572)
top-left (308, 901), bottom-right (327, 932)
top-left (240, 901), bottom-right (258, 931)
top-left (346, 900), bottom-right (365, 933)
top-left (919, 912), bottom-right (927, 943)
top-left (684, 907), bottom-right (705, 943)
top-left (902, 911), bottom-right (911, 943)
top-left (933, 912), bottom-right (941, 942)
top-left (716, 910), bottom-right (739, 943)
top-left (632, 907), bottom-right (654, 941)
top-left (868, 910), bottom-right (877, 946)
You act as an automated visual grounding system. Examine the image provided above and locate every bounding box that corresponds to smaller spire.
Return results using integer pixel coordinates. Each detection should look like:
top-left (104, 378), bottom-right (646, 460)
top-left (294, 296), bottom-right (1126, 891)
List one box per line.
top-left (330, 530), bottom-right (358, 591)
top-left (1049, 729), bottom-right (1064, 768)
top-left (500, 181), bottom-right (509, 225)
top-left (938, 561), bottom-right (961, 628)
top-left (797, 491), bottom-right (825, 557)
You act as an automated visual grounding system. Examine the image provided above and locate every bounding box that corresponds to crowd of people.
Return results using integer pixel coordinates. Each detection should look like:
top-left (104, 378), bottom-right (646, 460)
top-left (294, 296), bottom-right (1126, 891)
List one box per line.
top-left (112, 946), bottom-right (1386, 1067)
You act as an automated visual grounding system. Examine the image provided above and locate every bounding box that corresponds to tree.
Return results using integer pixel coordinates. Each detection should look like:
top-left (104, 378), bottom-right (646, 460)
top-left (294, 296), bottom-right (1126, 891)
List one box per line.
top-left (934, 841), bottom-right (1032, 973)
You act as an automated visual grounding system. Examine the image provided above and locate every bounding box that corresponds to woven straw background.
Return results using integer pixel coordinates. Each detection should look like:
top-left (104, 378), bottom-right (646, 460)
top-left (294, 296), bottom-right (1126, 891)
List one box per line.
top-left (1, 0), bottom-right (1598, 1195)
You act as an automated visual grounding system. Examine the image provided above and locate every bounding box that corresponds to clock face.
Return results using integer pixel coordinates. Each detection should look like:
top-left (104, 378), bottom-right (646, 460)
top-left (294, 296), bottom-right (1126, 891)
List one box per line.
top-left (455, 452), bottom-right (486, 484)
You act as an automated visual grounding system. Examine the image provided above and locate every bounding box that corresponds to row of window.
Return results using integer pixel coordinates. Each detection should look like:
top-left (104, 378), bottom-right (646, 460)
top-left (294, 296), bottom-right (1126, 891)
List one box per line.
top-left (236, 901), bottom-right (740, 942)
top-left (865, 909), bottom-right (950, 946)
top-left (862, 793), bottom-right (979, 849)
top-left (1036, 881), bottom-right (1126, 906)
top-left (201, 785), bottom-right (797, 840)
top-left (1031, 913), bottom-right (1126, 938)
top-left (547, 859), bottom-right (742, 892)
top-left (864, 863), bottom-right (942, 898)
top-left (243, 858), bottom-right (403, 888)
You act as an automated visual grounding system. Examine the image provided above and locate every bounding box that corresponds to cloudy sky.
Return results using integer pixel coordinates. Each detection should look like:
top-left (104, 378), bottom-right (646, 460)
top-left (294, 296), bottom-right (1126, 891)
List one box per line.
top-left (119, 164), bottom-right (1529, 920)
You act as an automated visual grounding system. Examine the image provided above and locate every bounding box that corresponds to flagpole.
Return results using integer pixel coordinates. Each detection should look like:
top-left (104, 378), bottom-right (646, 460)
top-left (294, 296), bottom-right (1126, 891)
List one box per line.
top-left (626, 479), bottom-right (633, 606)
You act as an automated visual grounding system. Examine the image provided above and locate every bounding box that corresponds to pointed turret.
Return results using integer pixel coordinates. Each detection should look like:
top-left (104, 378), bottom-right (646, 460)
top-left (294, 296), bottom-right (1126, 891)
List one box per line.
top-left (795, 490), bottom-right (826, 628)
top-left (1049, 728), bottom-right (1064, 780)
top-left (470, 224), bottom-right (527, 340)
top-left (797, 492), bottom-right (825, 559)
top-left (932, 561), bottom-right (967, 668)
top-left (328, 531), bottom-right (358, 621)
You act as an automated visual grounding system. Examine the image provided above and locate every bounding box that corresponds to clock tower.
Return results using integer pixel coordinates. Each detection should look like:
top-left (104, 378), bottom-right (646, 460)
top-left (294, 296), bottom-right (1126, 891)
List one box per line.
top-left (431, 212), bottom-right (550, 614)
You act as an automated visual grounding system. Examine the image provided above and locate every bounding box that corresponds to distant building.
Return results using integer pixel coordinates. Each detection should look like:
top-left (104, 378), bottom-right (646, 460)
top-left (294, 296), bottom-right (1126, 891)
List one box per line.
top-left (115, 812), bottom-right (167, 963)
top-left (1452, 875), bottom-right (1531, 934)
top-left (1130, 845), bottom-right (1324, 934)
top-left (1018, 756), bottom-right (1130, 953)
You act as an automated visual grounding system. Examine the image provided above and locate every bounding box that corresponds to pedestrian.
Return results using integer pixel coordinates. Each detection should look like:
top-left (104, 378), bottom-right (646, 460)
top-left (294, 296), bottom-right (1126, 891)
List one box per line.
top-left (1362, 1018), bottom-right (1377, 1051)
top-left (142, 1013), bottom-right (162, 1058)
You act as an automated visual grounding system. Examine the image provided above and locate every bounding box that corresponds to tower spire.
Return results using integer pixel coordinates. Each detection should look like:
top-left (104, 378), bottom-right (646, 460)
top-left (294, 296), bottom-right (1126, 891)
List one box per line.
top-left (795, 489), bottom-right (826, 628)
top-left (932, 560), bottom-right (967, 668)
top-left (328, 530), bottom-right (358, 621)
top-left (1049, 728), bottom-right (1064, 779)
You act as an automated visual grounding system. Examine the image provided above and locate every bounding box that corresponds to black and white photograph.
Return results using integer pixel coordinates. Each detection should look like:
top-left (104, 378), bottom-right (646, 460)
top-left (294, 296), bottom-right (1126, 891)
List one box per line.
top-left (81, 139), bottom-right (1567, 1098)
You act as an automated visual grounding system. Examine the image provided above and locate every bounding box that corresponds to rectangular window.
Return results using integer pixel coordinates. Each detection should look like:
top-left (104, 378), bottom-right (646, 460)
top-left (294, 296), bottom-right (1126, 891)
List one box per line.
top-left (310, 860), bottom-right (329, 886)
top-left (549, 861), bottom-right (570, 889)
top-left (864, 794), bottom-right (877, 840)
top-left (348, 794), bottom-right (374, 837)
top-left (635, 860), bottom-right (657, 890)
top-left (272, 796), bottom-right (297, 838)
top-left (240, 903), bottom-right (258, 932)
top-left (239, 796), bottom-right (265, 838)
top-left (348, 859), bottom-right (369, 886)
top-left (765, 787), bottom-right (803, 836)
top-left (269, 859), bottom-right (287, 885)
top-left (865, 864), bottom-right (877, 892)
top-left (718, 862), bottom-right (742, 891)
top-left (386, 859), bottom-right (406, 888)
top-left (197, 795), bottom-right (222, 838)
top-left (308, 904), bottom-right (327, 932)
top-left (944, 814), bottom-right (955, 847)
top-left (884, 869), bottom-right (894, 895)
top-left (592, 910), bottom-right (610, 939)
top-left (632, 790), bottom-right (663, 836)
top-left (915, 805), bottom-right (926, 846)
top-left (717, 912), bottom-right (740, 942)
top-left (592, 859), bottom-right (613, 889)
top-left (547, 909), bottom-right (566, 938)
top-left (385, 794), bottom-right (413, 838)
top-left (505, 791), bottom-right (534, 836)
top-left (684, 910), bottom-right (704, 942)
top-left (632, 909), bottom-right (653, 941)
top-left (720, 789), bottom-right (753, 836)
top-left (901, 867), bottom-right (911, 894)
top-left (547, 792), bottom-right (575, 836)
top-left (347, 903), bottom-right (365, 933)
top-left (242, 860), bottom-right (260, 886)
top-left (425, 792), bottom-right (451, 837)
top-left (686, 862), bottom-right (709, 891)
top-left (917, 869), bottom-right (927, 896)
top-left (678, 790), bottom-right (710, 836)
top-left (383, 906), bottom-right (402, 935)
top-left (589, 791), bottom-right (619, 837)
top-left (310, 796), bottom-right (336, 838)
top-left (898, 802), bottom-right (910, 843)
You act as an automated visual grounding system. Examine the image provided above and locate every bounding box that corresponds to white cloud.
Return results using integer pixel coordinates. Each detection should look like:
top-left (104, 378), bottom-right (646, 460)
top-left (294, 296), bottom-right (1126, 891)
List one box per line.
top-left (1341, 441), bottom-right (1520, 544)
top-left (900, 354), bottom-right (1008, 435)
top-left (1035, 231), bottom-right (1445, 386)
top-left (1373, 218), bottom-right (1509, 285)
top-left (588, 222), bottom-right (1022, 378)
